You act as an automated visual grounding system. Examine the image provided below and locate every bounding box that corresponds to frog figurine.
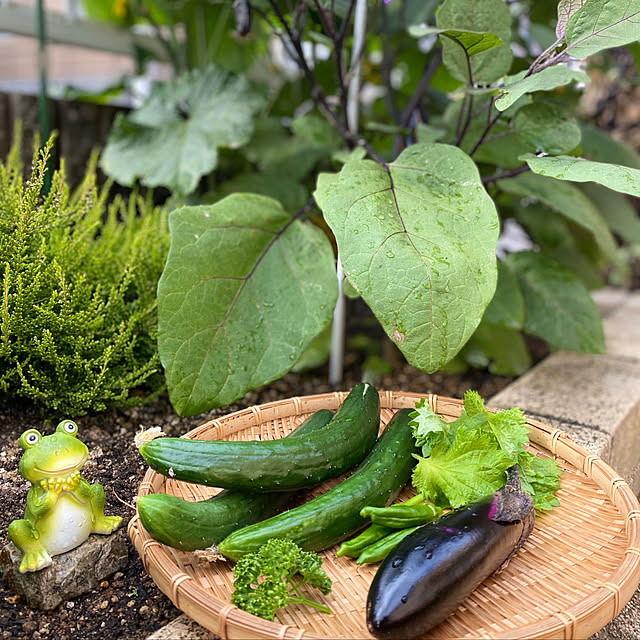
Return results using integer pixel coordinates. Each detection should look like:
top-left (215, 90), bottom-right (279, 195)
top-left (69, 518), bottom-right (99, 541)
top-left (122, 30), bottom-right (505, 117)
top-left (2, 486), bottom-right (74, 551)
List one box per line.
top-left (8, 420), bottom-right (122, 573)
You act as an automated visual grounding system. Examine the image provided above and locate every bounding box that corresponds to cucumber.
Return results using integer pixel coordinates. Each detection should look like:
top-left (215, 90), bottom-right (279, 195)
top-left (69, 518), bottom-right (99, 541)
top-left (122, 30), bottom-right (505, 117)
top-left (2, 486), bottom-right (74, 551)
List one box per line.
top-left (217, 408), bottom-right (418, 561)
top-left (136, 409), bottom-right (334, 551)
top-left (138, 382), bottom-right (380, 492)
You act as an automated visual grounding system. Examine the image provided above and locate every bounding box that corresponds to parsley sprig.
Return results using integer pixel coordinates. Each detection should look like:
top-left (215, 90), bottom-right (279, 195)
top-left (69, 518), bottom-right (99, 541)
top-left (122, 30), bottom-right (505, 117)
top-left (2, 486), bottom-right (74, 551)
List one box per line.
top-left (230, 538), bottom-right (332, 620)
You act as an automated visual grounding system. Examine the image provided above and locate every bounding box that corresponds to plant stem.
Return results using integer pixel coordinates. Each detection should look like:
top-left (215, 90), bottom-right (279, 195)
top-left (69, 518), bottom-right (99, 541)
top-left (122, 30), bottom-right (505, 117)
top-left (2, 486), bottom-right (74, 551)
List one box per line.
top-left (288, 596), bottom-right (333, 615)
top-left (526, 37), bottom-right (564, 77)
top-left (288, 580), bottom-right (333, 615)
top-left (468, 97), bottom-right (500, 157)
top-left (400, 50), bottom-right (442, 129)
top-left (481, 164), bottom-right (529, 185)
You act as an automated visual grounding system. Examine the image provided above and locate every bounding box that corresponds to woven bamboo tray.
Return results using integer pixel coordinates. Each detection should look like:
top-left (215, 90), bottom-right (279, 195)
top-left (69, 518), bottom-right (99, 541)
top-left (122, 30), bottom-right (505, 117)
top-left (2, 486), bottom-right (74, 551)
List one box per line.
top-left (129, 391), bottom-right (640, 639)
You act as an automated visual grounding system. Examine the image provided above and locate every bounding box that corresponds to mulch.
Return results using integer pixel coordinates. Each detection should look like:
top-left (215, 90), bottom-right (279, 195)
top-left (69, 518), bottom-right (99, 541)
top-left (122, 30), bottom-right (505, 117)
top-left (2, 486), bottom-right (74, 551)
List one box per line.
top-left (0, 362), bottom-right (513, 640)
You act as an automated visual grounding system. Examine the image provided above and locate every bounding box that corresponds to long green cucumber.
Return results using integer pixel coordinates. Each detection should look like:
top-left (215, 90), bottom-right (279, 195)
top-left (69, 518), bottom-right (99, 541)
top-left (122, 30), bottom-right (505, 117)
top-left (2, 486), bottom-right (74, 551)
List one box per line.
top-left (136, 409), bottom-right (334, 551)
top-left (138, 382), bottom-right (380, 491)
top-left (217, 408), bottom-right (418, 561)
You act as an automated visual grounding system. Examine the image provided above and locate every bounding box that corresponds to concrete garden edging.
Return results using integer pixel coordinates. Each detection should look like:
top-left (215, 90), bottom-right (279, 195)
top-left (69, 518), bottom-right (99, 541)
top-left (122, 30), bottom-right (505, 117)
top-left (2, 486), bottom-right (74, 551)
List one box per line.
top-left (145, 288), bottom-right (640, 640)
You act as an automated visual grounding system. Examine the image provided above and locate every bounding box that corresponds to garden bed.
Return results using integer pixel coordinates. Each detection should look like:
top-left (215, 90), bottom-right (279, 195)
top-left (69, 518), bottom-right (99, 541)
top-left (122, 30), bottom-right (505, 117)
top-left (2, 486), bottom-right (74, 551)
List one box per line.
top-left (0, 363), bottom-right (514, 640)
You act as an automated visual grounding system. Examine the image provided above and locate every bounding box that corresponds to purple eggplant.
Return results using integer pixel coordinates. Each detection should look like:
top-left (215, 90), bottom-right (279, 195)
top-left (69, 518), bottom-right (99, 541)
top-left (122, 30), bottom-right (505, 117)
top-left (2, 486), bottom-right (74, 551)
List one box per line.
top-left (366, 467), bottom-right (534, 640)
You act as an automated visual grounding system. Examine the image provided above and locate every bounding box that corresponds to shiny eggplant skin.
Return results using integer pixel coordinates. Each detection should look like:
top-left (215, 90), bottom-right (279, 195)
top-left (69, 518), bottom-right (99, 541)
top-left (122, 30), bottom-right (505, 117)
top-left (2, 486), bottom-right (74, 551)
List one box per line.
top-left (366, 470), bottom-right (534, 639)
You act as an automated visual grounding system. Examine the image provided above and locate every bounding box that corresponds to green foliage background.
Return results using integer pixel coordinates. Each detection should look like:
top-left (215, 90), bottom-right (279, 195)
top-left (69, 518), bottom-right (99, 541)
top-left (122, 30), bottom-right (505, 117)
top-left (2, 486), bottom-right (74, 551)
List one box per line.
top-left (0, 131), bottom-right (170, 417)
top-left (74, 0), bottom-right (640, 416)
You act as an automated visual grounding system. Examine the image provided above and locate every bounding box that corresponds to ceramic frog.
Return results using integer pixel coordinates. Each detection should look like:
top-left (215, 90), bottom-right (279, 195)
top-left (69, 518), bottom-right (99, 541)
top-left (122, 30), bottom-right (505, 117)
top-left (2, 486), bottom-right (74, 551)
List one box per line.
top-left (8, 420), bottom-right (122, 573)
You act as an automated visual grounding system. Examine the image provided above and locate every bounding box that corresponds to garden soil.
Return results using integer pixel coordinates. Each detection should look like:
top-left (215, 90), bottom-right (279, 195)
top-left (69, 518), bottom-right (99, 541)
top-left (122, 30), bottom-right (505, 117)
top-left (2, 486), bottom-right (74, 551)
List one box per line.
top-left (0, 363), bottom-right (513, 640)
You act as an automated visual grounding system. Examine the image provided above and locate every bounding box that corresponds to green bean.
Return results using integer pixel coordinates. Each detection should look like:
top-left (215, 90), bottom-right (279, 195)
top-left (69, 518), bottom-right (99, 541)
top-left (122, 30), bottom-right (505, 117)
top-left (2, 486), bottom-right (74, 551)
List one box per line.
top-left (336, 523), bottom-right (392, 558)
top-left (337, 495), bottom-right (426, 558)
top-left (360, 502), bottom-right (441, 528)
top-left (356, 526), bottom-right (419, 564)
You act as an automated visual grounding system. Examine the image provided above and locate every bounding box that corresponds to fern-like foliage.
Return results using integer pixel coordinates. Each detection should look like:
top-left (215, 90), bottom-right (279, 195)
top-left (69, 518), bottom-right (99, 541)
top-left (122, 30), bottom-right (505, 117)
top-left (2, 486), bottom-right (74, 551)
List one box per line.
top-left (0, 128), bottom-right (169, 417)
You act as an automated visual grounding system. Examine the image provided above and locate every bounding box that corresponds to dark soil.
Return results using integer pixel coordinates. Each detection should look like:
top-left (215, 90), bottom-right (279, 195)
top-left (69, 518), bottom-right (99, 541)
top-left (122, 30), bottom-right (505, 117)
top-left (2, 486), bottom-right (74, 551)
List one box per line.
top-left (0, 363), bottom-right (513, 640)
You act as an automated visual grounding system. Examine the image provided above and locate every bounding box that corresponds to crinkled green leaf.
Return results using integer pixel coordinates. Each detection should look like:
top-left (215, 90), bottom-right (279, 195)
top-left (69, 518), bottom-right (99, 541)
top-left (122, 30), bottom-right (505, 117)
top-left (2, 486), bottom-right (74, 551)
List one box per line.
top-left (314, 144), bottom-right (499, 374)
top-left (463, 391), bottom-right (528, 456)
top-left (498, 172), bottom-right (618, 261)
top-left (462, 390), bottom-right (485, 417)
top-left (564, 0), bottom-right (640, 58)
top-left (157, 194), bottom-right (338, 415)
top-left (435, 0), bottom-right (513, 83)
top-left (486, 406), bottom-right (529, 458)
top-left (504, 250), bottom-right (605, 353)
top-left (412, 429), bottom-right (513, 508)
top-left (410, 392), bottom-right (561, 510)
top-left (409, 397), bottom-right (450, 455)
top-left (520, 154), bottom-right (640, 198)
top-left (408, 25), bottom-right (502, 56)
top-left (517, 451), bottom-right (561, 511)
top-left (100, 66), bottom-right (263, 195)
top-left (495, 67), bottom-right (589, 111)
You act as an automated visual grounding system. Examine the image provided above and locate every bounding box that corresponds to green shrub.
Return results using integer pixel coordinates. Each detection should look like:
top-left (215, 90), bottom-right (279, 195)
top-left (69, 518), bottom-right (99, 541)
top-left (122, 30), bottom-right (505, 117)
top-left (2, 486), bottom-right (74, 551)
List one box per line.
top-left (0, 131), bottom-right (170, 416)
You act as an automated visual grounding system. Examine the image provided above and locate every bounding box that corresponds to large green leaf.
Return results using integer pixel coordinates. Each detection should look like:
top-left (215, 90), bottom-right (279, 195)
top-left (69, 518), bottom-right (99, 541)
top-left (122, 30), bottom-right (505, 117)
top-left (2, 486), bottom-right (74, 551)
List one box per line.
top-left (215, 173), bottom-right (309, 213)
top-left (100, 66), bottom-right (264, 196)
top-left (580, 183), bottom-right (640, 245)
top-left (495, 67), bottom-right (589, 111)
top-left (511, 104), bottom-right (581, 155)
top-left (246, 116), bottom-right (338, 182)
top-left (465, 322), bottom-right (532, 376)
top-left (557, 0), bottom-right (586, 38)
top-left (564, 0), bottom-right (640, 58)
top-left (579, 123), bottom-right (640, 169)
top-left (435, 0), bottom-right (513, 83)
top-left (504, 251), bottom-right (604, 353)
top-left (470, 102), bottom-right (582, 166)
top-left (157, 194), bottom-right (338, 415)
top-left (498, 172), bottom-right (618, 261)
top-left (408, 25), bottom-right (503, 56)
top-left (314, 143), bottom-right (499, 373)
top-left (482, 259), bottom-right (525, 329)
top-left (521, 154), bottom-right (640, 197)
top-left (515, 203), bottom-right (606, 290)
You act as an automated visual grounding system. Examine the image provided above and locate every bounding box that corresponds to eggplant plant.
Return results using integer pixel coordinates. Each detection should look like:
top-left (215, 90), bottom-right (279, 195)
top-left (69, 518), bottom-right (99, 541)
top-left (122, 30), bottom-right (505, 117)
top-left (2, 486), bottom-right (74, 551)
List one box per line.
top-left (91, 0), bottom-right (640, 416)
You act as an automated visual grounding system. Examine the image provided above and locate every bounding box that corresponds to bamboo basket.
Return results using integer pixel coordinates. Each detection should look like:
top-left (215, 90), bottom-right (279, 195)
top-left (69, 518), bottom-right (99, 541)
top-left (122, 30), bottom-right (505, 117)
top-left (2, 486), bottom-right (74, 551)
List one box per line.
top-left (129, 391), bottom-right (640, 639)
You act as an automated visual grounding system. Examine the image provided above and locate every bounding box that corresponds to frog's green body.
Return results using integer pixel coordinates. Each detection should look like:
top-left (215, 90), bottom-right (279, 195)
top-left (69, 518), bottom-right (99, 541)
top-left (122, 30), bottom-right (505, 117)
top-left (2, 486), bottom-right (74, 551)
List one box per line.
top-left (8, 420), bottom-right (122, 573)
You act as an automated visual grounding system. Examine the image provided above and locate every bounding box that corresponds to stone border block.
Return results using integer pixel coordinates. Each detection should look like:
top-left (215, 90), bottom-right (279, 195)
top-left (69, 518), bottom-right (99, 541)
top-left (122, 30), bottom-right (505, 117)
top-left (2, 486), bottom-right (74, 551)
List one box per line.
top-left (601, 293), bottom-right (640, 361)
top-left (489, 351), bottom-right (640, 493)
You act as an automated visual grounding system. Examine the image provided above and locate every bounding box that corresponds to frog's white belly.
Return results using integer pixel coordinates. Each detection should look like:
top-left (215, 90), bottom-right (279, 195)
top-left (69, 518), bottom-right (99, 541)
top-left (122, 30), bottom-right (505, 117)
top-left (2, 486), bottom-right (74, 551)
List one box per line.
top-left (39, 493), bottom-right (93, 556)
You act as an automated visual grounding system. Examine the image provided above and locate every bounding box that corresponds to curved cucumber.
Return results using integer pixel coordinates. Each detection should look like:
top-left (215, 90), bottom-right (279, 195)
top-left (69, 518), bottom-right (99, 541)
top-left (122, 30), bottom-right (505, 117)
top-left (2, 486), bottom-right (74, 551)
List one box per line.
top-left (136, 409), bottom-right (334, 551)
top-left (217, 408), bottom-right (418, 561)
top-left (139, 383), bottom-right (380, 492)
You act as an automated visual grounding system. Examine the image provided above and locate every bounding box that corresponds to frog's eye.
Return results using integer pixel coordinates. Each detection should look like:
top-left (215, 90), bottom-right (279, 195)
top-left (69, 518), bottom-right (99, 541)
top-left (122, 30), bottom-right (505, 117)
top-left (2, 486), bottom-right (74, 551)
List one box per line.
top-left (19, 429), bottom-right (41, 449)
top-left (57, 420), bottom-right (78, 436)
